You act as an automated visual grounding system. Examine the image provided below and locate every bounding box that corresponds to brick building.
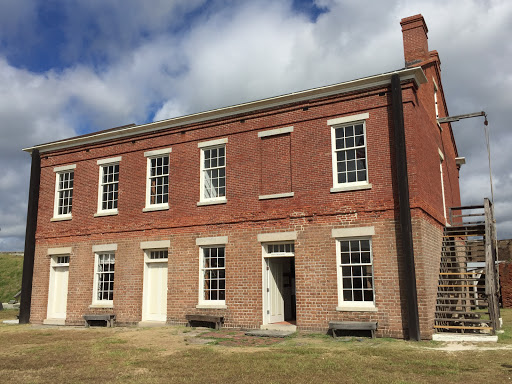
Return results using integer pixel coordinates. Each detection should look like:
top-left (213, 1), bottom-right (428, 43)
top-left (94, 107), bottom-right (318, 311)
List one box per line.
top-left (22, 15), bottom-right (462, 339)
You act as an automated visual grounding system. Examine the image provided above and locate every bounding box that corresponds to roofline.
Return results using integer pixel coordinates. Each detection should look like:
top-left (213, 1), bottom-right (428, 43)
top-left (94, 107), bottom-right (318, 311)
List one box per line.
top-left (23, 67), bottom-right (427, 154)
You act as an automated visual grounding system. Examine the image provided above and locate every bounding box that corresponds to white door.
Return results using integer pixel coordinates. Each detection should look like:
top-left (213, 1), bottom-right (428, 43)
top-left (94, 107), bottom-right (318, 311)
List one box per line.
top-left (143, 261), bottom-right (168, 322)
top-left (267, 259), bottom-right (285, 323)
top-left (47, 257), bottom-right (69, 320)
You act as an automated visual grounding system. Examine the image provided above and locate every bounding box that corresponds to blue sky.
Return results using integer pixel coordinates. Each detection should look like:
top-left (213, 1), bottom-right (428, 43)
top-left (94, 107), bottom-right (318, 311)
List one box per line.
top-left (0, 0), bottom-right (511, 250)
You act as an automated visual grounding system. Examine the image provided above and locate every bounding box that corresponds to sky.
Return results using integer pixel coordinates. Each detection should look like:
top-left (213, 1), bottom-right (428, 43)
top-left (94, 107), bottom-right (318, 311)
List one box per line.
top-left (0, 0), bottom-right (510, 251)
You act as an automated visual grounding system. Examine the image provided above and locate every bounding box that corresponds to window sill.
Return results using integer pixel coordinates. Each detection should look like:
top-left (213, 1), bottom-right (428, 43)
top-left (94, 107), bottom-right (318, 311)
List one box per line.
top-left (50, 216), bottom-right (72, 222)
top-left (195, 304), bottom-right (227, 309)
top-left (142, 204), bottom-right (169, 212)
top-left (89, 304), bottom-right (114, 309)
top-left (197, 199), bottom-right (227, 207)
top-left (336, 306), bottom-right (377, 312)
top-left (259, 192), bottom-right (294, 200)
top-left (330, 183), bottom-right (372, 193)
top-left (94, 210), bottom-right (118, 217)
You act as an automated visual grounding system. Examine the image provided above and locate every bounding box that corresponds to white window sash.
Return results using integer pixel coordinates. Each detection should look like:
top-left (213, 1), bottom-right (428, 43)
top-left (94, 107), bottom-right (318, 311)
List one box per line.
top-left (145, 154), bottom-right (170, 209)
top-left (200, 145), bottom-right (226, 202)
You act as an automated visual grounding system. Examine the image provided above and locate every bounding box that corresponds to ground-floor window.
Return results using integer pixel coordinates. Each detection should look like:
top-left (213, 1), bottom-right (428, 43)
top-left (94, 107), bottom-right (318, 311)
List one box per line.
top-left (200, 246), bottom-right (225, 303)
top-left (94, 253), bottom-right (115, 305)
top-left (336, 237), bottom-right (375, 308)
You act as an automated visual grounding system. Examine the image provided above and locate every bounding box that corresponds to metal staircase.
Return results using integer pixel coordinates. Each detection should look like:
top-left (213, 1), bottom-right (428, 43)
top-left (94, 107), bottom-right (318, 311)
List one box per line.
top-left (434, 199), bottom-right (500, 335)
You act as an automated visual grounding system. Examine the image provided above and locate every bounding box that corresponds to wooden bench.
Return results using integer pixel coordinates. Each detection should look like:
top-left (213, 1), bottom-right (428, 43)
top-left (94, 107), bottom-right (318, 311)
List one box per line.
top-left (329, 321), bottom-right (378, 338)
top-left (185, 314), bottom-right (224, 330)
top-left (83, 314), bottom-right (116, 328)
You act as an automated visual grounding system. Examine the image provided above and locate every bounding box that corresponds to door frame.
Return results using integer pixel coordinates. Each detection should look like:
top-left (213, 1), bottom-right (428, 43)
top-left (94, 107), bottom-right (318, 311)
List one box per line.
top-left (261, 242), bottom-right (295, 325)
top-left (142, 249), bottom-right (169, 322)
top-left (46, 255), bottom-right (70, 322)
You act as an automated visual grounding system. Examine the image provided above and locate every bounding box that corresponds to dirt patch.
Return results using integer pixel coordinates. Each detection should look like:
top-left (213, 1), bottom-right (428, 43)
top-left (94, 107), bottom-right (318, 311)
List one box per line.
top-left (198, 330), bottom-right (287, 347)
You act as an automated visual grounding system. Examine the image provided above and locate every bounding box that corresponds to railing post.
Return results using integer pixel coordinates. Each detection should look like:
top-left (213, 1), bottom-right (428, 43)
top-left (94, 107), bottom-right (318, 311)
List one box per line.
top-left (484, 198), bottom-right (499, 332)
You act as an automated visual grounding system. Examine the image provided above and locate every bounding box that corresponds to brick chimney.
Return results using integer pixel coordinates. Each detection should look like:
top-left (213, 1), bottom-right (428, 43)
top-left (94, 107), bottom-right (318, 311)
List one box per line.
top-left (400, 14), bottom-right (429, 67)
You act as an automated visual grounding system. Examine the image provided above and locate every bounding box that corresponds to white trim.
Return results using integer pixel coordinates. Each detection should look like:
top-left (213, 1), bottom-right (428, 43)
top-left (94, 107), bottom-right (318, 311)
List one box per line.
top-left (142, 205), bottom-right (169, 212)
top-left (327, 113), bottom-right (369, 126)
top-left (198, 138), bottom-right (228, 148)
top-left (195, 304), bottom-right (227, 309)
top-left (197, 198), bottom-right (227, 206)
top-left (92, 243), bottom-right (118, 252)
top-left (53, 168), bottom-right (74, 220)
top-left (330, 116), bottom-right (369, 190)
top-left (88, 304), bottom-right (114, 309)
top-left (258, 126), bottom-right (294, 138)
top-left (330, 184), bottom-right (372, 193)
top-left (94, 211), bottom-right (118, 217)
top-left (331, 226), bottom-right (375, 238)
top-left (196, 236), bottom-right (229, 246)
top-left (50, 216), bottom-right (72, 222)
top-left (97, 156), bottom-right (122, 165)
top-left (47, 247), bottom-right (72, 255)
top-left (259, 192), bottom-right (294, 200)
top-left (336, 306), bottom-right (377, 312)
top-left (144, 147), bottom-right (172, 157)
top-left (53, 164), bottom-right (76, 173)
top-left (257, 231), bottom-right (297, 242)
top-left (140, 240), bottom-right (171, 250)
top-left (96, 160), bottom-right (120, 215)
top-left (438, 148), bottom-right (445, 161)
top-left (145, 152), bottom-right (170, 210)
top-left (198, 245), bottom-right (226, 306)
top-left (24, 67), bottom-right (427, 154)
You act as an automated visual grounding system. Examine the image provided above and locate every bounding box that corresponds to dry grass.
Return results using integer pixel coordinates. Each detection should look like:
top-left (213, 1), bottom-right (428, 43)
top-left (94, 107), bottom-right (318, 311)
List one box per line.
top-left (0, 309), bottom-right (511, 383)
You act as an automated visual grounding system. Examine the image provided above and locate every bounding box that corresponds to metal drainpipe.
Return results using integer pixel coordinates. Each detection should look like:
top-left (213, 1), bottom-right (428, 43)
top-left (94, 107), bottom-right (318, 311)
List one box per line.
top-left (391, 74), bottom-right (421, 341)
top-left (19, 149), bottom-right (41, 324)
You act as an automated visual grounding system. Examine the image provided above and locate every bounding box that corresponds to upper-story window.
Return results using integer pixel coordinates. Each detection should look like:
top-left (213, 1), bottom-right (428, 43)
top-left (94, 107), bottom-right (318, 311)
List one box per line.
top-left (95, 157), bottom-right (121, 216)
top-left (329, 113), bottom-right (370, 192)
top-left (52, 164), bottom-right (76, 221)
top-left (198, 138), bottom-right (227, 205)
top-left (144, 148), bottom-right (172, 212)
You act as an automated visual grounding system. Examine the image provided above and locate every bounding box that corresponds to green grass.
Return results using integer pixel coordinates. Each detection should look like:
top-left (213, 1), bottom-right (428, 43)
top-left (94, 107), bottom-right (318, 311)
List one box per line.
top-left (0, 253), bottom-right (23, 303)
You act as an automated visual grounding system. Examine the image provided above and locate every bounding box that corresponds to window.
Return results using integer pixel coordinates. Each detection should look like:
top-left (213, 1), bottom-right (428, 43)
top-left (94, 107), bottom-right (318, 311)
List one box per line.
top-left (329, 113), bottom-right (370, 192)
top-left (144, 148), bottom-right (171, 211)
top-left (148, 250), bottom-right (168, 260)
top-left (338, 239), bottom-right (374, 304)
top-left (199, 246), bottom-right (226, 304)
top-left (198, 138), bottom-right (227, 205)
top-left (96, 157), bottom-right (121, 216)
top-left (93, 253), bottom-right (115, 305)
top-left (332, 226), bottom-right (376, 310)
top-left (266, 243), bottom-right (295, 255)
top-left (52, 164), bottom-right (76, 220)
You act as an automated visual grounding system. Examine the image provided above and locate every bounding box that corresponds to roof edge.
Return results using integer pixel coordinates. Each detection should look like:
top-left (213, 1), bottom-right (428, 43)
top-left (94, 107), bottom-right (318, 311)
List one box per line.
top-left (23, 67), bottom-right (427, 154)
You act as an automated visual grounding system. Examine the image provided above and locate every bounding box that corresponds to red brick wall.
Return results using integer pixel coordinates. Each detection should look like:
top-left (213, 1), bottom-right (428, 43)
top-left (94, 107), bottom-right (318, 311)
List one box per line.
top-left (30, 72), bottom-right (457, 338)
top-left (260, 133), bottom-right (292, 196)
top-left (500, 262), bottom-right (512, 308)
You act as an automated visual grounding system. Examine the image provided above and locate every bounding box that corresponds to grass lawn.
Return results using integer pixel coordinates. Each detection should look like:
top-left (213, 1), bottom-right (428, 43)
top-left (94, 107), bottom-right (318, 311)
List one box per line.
top-left (0, 309), bottom-right (511, 383)
top-left (0, 253), bottom-right (23, 303)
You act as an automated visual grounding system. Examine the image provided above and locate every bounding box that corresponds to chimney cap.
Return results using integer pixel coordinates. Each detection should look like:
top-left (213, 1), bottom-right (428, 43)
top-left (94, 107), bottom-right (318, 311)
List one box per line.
top-left (400, 14), bottom-right (428, 35)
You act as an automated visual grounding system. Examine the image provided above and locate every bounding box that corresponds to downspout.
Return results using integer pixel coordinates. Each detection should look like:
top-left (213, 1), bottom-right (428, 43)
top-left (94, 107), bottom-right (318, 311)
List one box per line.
top-left (19, 149), bottom-right (41, 324)
top-left (391, 74), bottom-right (421, 341)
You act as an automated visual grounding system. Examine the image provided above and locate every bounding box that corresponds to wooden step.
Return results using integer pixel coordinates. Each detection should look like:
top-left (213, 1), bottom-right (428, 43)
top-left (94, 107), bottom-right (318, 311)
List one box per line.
top-left (435, 311), bottom-right (488, 316)
top-left (435, 317), bottom-right (491, 324)
top-left (434, 325), bottom-right (493, 330)
top-left (435, 304), bottom-right (488, 308)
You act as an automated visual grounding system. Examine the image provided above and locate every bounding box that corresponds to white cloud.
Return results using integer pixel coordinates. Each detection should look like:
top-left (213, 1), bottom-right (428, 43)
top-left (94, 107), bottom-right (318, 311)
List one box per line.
top-left (0, 0), bottom-right (512, 250)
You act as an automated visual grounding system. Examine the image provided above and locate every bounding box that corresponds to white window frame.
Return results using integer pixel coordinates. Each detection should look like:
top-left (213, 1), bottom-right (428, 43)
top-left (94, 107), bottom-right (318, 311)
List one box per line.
top-left (91, 243), bottom-right (117, 308)
top-left (144, 148), bottom-right (172, 212)
top-left (329, 113), bottom-right (371, 193)
top-left (198, 138), bottom-right (227, 206)
top-left (95, 157), bottom-right (121, 217)
top-left (196, 236), bottom-right (228, 308)
top-left (439, 149), bottom-right (447, 224)
top-left (332, 227), bottom-right (377, 312)
top-left (52, 164), bottom-right (76, 221)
